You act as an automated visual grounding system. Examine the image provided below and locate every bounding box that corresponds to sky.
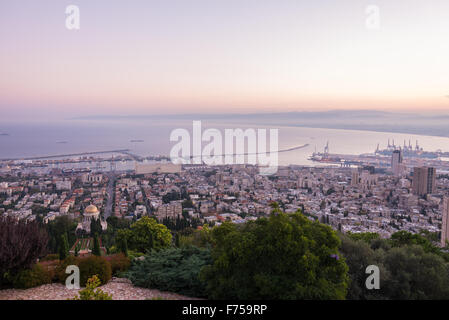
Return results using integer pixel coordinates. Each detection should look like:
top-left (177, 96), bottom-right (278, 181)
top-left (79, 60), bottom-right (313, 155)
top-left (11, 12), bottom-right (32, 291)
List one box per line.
top-left (1, 0), bottom-right (449, 121)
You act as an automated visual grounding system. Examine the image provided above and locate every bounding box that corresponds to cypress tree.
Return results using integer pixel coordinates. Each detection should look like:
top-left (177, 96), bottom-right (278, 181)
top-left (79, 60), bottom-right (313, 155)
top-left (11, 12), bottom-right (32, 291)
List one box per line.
top-left (92, 234), bottom-right (101, 256)
top-left (59, 233), bottom-right (69, 260)
top-left (121, 237), bottom-right (128, 257)
top-left (175, 233), bottom-right (180, 247)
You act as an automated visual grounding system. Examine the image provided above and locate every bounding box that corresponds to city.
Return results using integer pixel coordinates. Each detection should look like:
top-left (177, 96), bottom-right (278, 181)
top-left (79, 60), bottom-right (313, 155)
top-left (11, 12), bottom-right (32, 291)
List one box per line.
top-left (2, 0), bottom-right (449, 313)
top-left (2, 147), bottom-right (449, 246)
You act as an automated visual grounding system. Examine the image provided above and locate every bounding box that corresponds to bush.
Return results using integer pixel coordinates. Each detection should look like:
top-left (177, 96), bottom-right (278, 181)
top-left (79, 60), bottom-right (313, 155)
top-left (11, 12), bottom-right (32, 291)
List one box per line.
top-left (105, 253), bottom-right (131, 276)
top-left (0, 216), bottom-right (48, 286)
top-left (339, 232), bottom-right (449, 300)
top-left (39, 260), bottom-right (59, 282)
top-left (201, 212), bottom-right (349, 300)
top-left (127, 246), bottom-right (212, 297)
top-left (117, 217), bottom-right (172, 253)
top-left (56, 255), bottom-right (112, 286)
top-left (78, 256), bottom-right (112, 286)
top-left (55, 256), bottom-right (79, 283)
top-left (71, 275), bottom-right (113, 300)
top-left (40, 254), bottom-right (60, 262)
top-left (12, 263), bottom-right (52, 289)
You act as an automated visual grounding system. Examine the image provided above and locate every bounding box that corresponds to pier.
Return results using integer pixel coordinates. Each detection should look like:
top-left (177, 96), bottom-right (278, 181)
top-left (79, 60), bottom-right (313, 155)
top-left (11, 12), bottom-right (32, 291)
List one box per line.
top-left (0, 149), bottom-right (132, 161)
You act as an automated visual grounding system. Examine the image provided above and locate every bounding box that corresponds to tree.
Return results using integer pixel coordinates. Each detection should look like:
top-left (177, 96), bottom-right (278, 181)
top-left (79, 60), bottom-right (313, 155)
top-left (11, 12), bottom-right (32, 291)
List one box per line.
top-left (120, 237), bottom-right (128, 257)
top-left (90, 218), bottom-right (102, 237)
top-left (0, 216), bottom-right (48, 286)
top-left (59, 233), bottom-right (69, 261)
top-left (339, 232), bottom-right (449, 299)
top-left (46, 216), bottom-right (77, 253)
top-left (117, 216), bottom-right (172, 253)
top-left (382, 245), bottom-right (449, 299)
top-left (200, 211), bottom-right (349, 299)
top-left (72, 275), bottom-right (112, 300)
top-left (175, 233), bottom-right (180, 247)
top-left (127, 246), bottom-right (212, 297)
top-left (347, 232), bottom-right (380, 244)
top-left (92, 234), bottom-right (101, 256)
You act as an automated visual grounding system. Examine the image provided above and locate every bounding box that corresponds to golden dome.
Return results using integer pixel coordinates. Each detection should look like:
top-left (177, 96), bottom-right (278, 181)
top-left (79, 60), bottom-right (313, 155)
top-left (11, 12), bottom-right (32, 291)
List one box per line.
top-left (85, 205), bottom-right (99, 214)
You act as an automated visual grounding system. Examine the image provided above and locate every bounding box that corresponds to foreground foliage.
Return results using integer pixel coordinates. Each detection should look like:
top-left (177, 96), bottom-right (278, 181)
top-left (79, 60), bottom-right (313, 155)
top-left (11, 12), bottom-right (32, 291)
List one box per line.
top-left (117, 216), bottom-right (172, 253)
top-left (127, 246), bottom-right (212, 297)
top-left (200, 211), bottom-right (349, 299)
top-left (340, 231), bottom-right (449, 299)
top-left (57, 255), bottom-right (112, 286)
top-left (72, 275), bottom-right (112, 300)
top-left (0, 216), bottom-right (48, 287)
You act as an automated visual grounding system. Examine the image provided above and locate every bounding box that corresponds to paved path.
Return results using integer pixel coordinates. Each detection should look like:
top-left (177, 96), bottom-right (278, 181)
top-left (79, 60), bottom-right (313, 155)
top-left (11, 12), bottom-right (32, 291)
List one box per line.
top-left (0, 278), bottom-right (199, 300)
top-left (104, 172), bottom-right (115, 219)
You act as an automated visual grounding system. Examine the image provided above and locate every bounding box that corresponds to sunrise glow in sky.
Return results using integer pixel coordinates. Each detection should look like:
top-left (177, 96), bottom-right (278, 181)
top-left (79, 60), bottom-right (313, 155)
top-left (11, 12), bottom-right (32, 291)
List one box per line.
top-left (1, 0), bottom-right (449, 120)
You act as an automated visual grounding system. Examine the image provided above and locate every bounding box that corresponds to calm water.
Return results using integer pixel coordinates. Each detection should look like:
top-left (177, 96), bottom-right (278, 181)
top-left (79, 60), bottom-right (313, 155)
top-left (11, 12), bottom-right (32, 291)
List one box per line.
top-left (1, 119), bottom-right (449, 167)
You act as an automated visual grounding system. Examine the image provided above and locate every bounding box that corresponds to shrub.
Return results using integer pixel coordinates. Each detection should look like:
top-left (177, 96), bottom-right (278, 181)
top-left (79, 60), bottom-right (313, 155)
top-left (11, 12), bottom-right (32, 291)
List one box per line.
top-left (40, 254), bottom-right (60, 262)
top-left (71, 275), bottom-right (112, 300)
top-left (200, 212), bottom-right (349, 300)
top-left (127, 246), bottom-right (212, 297)
top-left (12, 263), bottom-right (52, 289)
top-left (55, 256), bottom-right (79, 283)
top-left (39, 260), bottom-right (59, 282)
top-left (117, 217), bottom-right (172, 253)
top-left (78, 256), bottom-right (112, 286)
top-left (0, 216), bottom-right (48, 286)
top-left (105, 253), bottom-right (131, 276)
top-left (56, 255), bottom-right (112, 286)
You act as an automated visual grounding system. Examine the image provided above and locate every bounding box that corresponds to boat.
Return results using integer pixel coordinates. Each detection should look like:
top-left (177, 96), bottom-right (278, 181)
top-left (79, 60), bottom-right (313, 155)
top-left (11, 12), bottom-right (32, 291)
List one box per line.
top-left (375, 139), bottom-right (440, 159)
top-left (308, 141), bottom-right (342, 163)
top-left (62, 168), bottom-right (91, 174)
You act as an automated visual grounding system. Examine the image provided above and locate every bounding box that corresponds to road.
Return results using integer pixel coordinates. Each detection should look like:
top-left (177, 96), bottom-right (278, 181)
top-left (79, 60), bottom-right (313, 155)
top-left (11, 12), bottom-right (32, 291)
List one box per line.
top-left (104, 172), bottom-right (116, 219)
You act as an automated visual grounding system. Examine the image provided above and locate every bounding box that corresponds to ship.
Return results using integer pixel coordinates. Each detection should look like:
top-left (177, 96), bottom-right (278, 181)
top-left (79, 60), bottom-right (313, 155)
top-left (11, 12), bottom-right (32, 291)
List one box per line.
top-left (374, 139), bottom-right (440, 159)
top-left (62, 168), bottom-right (92, 174)
top-left (308, 141), bottom-right (342, 163)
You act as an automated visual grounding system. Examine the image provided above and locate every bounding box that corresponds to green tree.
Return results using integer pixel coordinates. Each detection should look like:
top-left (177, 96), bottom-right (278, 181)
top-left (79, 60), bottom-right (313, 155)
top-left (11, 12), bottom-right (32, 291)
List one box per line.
top-left (72, 275), bottom-right (112, 300)
top-left (383, 245), bottom-right (449, 299)
top-left (200, 211), bottom-right (349, 299)
top-left (127, 246), bottom-right (211, 297)
top-left (92, 234), bottom-right (101, 256)
top-left (347, 232), bottom-right (380, 244)
top-left (59, 233), bottom-right (69, 261)
top-left (117, 216), bottom-right (172, 253)
top-left (47, 216), bottom-right (77, 253)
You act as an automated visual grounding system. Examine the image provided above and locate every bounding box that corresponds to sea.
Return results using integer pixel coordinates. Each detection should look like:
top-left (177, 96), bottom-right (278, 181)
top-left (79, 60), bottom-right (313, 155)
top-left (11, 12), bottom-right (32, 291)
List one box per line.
top-left (1, 118), bottom-right (449, 170)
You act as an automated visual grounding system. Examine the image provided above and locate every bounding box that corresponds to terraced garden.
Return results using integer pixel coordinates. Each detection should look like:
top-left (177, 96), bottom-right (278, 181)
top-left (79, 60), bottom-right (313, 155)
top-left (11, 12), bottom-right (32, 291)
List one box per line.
top-left (70, 237), bottom-right (107, 256)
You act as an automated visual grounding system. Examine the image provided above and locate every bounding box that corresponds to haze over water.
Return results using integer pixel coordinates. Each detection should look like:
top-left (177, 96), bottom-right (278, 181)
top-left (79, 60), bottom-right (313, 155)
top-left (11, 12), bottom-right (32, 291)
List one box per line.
top-left (2, 119), bottom-right (449, 167)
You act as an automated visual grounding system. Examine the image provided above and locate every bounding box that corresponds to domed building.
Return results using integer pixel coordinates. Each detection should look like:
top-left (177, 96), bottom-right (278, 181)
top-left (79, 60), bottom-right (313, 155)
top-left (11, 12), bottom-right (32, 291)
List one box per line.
top-left (76, 204), bottom-right (107, 233)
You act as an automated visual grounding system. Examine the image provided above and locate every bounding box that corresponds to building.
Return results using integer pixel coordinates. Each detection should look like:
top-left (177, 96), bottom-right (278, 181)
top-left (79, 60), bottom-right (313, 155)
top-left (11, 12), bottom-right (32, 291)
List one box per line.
top-left (81, 173), bottom-right (103, 183)
top-left (135, 163), bottom-right (182, 174)
top-left (76, 204), bottom-right (107, 233)
top-left (412, 167), bottom-right (436, 196)
top-left (155, 201), bottom-right (183, 219)
top-left (56, 180), bottom-right (72, 191)
top-left (351, 170), bottom-right (359, 187)
top-left (391, 150), bottom-right (403, 176)
top-left (441, 196), bottom-right (449, 247)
